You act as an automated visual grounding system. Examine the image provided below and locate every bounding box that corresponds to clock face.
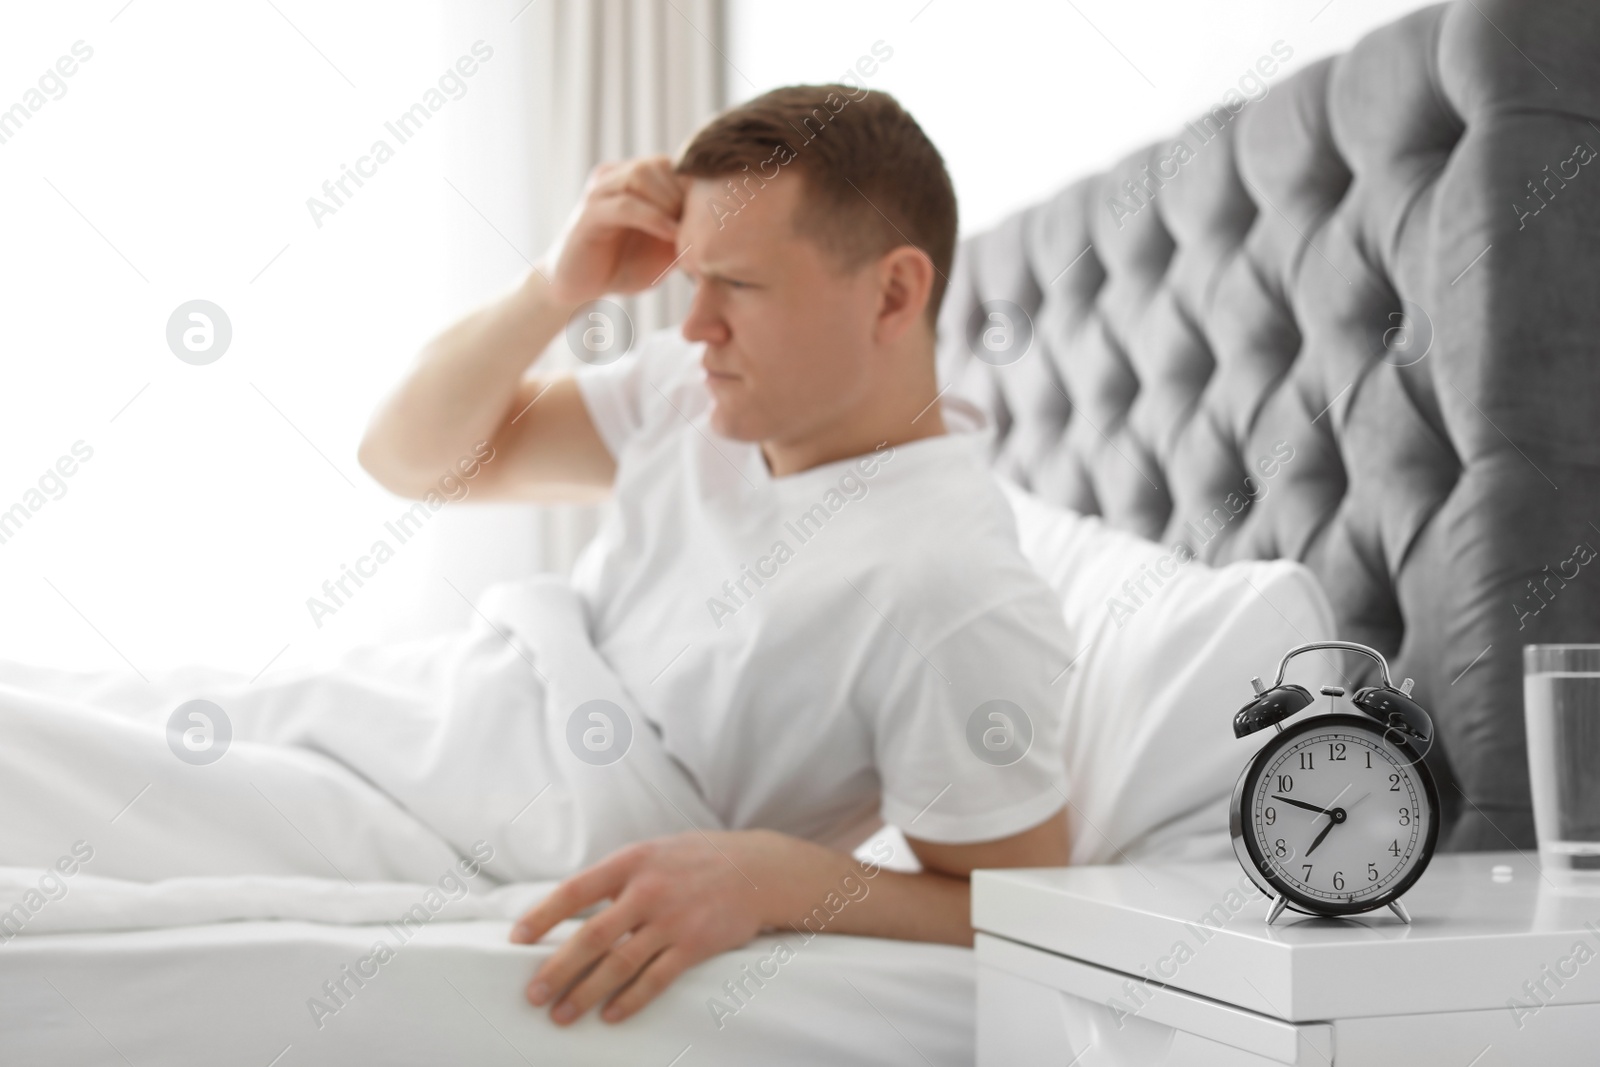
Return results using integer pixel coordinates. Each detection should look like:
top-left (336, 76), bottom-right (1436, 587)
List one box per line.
top-left (1236, 714), bottom-right (1438, 914)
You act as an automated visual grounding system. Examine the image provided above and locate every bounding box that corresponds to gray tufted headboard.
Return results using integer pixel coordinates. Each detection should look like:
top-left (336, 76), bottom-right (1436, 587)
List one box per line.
top-left (937, 0), bottom-right (1600, 852)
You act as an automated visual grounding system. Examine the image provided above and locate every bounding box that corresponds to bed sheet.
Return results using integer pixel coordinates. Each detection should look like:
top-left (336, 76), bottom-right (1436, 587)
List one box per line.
top-left (0, 917), bottom-right (975, 1066)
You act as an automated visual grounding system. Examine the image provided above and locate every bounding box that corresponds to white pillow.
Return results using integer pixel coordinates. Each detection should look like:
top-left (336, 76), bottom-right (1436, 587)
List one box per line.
top-left (1001, 481), bottom-right (1336, 865)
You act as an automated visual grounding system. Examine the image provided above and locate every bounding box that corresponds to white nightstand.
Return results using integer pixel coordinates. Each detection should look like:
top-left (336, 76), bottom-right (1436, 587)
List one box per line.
top-left (972, 852), bottom-right (1600, 1066)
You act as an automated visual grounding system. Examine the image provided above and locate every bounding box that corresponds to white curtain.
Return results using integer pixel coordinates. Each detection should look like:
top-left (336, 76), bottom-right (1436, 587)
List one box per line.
top-left (400, 0), bottom-right (725, 642)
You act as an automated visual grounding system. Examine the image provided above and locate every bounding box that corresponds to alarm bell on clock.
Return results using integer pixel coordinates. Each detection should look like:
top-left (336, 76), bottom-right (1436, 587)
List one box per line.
top-left (1228, 641), bottom-right (1441, 925)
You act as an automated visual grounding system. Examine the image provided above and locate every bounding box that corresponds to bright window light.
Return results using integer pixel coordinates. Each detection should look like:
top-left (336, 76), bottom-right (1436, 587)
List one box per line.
top-left (0, 0), bottom-right (523, 676)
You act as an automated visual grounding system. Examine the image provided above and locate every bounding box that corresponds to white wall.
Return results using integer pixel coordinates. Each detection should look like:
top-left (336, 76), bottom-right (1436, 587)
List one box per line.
top-left (727, 0), bottom-right (1439, 236)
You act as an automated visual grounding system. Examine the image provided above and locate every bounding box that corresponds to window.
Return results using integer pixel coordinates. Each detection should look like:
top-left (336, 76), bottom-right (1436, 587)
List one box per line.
top-left (0, 1), bottom-right (519, 674)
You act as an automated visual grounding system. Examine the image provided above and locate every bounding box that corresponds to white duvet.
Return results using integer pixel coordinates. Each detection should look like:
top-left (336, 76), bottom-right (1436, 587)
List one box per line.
top-left (0, 575), bottom-right (719, 930)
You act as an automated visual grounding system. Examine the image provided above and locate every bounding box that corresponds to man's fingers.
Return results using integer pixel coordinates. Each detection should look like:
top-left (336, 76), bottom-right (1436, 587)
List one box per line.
top-left (584, 157), bottom-right (629, 193)
top-left (510, 855), bottom-right (631, 945)
top-left (549, 926), bottom-right (669, 1025)
top-left (586, 192), bottom-right (679, 245)
top-left (589, 155), bottom-right (680, 218)
top-left (631, 159), bottom-right (686, 219)
top-left (600, 946), bottom-right (693, 1023)
top-left (524, 896), bottom-right (642, 1007)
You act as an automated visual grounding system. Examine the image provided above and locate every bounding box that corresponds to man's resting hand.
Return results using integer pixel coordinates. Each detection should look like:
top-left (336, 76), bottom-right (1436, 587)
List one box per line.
top-left (509, 811), bottom-right (1069, 1025)
top-left (510, 831), bottom-right (778, 1024)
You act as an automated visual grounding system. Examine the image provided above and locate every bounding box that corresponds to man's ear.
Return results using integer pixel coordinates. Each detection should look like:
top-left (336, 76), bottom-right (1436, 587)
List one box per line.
top-left (873, 245), bottom-right (936, 345)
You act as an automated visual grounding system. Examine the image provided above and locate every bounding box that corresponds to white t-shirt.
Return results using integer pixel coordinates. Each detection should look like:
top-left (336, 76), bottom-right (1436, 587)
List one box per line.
top-left (571, 329), bottom-right (1072, 847)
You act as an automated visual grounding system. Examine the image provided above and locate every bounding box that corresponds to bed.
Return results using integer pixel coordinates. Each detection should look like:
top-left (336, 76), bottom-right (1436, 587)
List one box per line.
top-left (0, 920), bottom-right (974, 1066)
top-left (0, 585), bottom-right (979, 1067)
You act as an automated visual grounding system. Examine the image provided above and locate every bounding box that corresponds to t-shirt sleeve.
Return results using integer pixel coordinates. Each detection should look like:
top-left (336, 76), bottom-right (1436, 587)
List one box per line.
top-left (572, 327), bottom-right (700, 459)
top-left (872, 588), bottom-right (1073, 845)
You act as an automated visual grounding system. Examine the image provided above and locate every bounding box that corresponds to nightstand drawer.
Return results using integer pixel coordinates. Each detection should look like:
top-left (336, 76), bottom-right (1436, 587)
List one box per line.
top-left (976, 933), bottom-right (1332, 1066)
top-left (976, 931), bottom-right (1600, 1066)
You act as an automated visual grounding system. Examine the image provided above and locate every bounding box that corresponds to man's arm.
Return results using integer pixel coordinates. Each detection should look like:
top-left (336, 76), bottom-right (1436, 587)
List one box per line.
top-left (509, 809), bottom-right (1070, 1025)
top-left (357, 156), bottom-right (686, 501)
top-left (357, 273), bottom-right (612, 501)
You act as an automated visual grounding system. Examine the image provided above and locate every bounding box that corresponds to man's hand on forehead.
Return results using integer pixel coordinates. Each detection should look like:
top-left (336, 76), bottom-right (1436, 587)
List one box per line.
top-left (539, 154), bottom-right (694, 305)
top-left (593, 155), bottom-right (687, 224)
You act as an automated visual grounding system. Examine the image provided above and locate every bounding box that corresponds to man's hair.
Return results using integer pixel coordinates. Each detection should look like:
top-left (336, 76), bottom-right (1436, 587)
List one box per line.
top-left (675, 84), bottom-right (957, 326)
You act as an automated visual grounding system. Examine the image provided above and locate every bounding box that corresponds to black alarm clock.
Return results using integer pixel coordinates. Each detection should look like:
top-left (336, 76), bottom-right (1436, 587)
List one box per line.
top-left (1229, 641), bottom-right (1440, 925)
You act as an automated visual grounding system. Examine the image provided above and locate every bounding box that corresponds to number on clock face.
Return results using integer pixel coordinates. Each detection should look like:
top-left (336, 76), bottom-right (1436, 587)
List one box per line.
top-left (1251, 729), bottom-right (1427, 904)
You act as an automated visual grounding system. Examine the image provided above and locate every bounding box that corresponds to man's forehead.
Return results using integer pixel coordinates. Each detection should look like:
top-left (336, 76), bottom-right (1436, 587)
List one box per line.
top-left (680, 173), bottom-right (802, 251)
top-left (678, 222), bottom-right (765, 275)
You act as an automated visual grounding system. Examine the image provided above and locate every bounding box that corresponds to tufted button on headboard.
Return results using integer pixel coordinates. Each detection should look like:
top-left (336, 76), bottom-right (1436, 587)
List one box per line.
top-left (938, 0), bottom-right (1600, 851)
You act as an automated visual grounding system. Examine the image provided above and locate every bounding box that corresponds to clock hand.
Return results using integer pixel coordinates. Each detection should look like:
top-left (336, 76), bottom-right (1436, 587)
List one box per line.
top-left (1272, 795), bottom-right (1335, 816)
top-left (1305, 818), bottom-right (1337, 857)
top-left (1302, 787), bottom-right (1354, 858)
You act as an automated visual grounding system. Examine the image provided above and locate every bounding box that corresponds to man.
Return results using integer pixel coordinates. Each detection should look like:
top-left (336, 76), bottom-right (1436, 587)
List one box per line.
top-left (359, 84), bottom-right (1074, 1026)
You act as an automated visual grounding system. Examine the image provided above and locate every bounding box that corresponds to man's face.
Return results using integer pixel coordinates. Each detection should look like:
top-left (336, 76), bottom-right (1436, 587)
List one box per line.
top-left (677, 174), bottom-right (881, 445)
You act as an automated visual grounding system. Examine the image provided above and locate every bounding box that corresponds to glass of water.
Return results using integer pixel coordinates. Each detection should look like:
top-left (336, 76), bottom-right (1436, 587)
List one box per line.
top-left (1525, 645), bottom-right (1600, 879)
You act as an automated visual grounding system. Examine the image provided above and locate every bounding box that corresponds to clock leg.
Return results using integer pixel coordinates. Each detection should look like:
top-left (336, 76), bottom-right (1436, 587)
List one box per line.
top-left (1387, 899), bottom-right (1412, 925)
top-left (1266, 896), bottom-right (1288, 925)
